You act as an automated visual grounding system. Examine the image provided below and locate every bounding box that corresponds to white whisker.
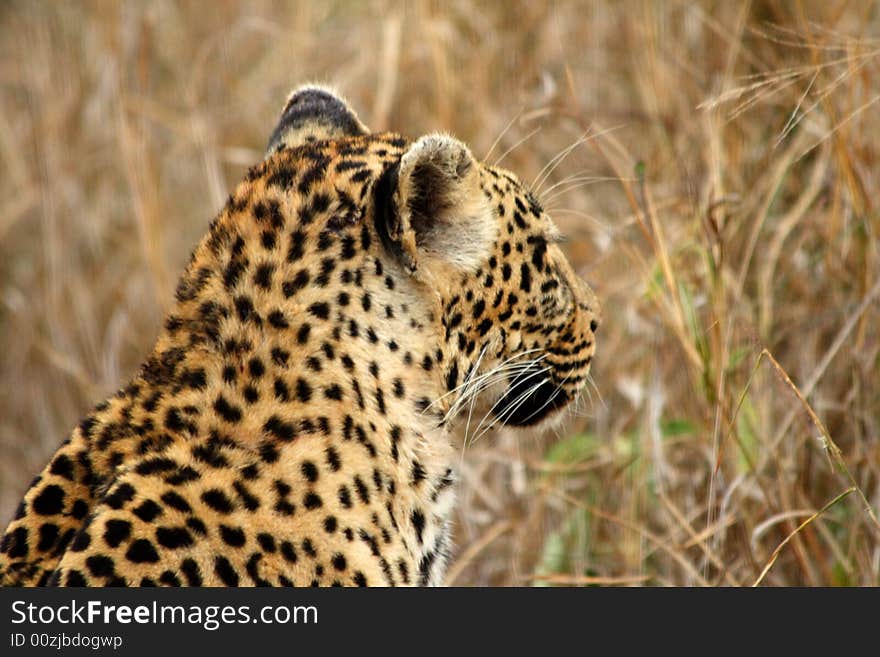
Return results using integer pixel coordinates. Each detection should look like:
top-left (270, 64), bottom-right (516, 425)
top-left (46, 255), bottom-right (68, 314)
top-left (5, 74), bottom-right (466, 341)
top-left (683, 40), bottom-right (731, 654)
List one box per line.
top-left (425, 348), bottom-right (545, 412)
top-left (531, 130), bottom-right (592, 194)
top-left (483, 108), bottom-right (525, 162)
top-left (492, 127), bottom-right (541, 167)
top-left (437, 352), bottom-right (552, 425)
top-left (470, 366), bottom-right (552, 444)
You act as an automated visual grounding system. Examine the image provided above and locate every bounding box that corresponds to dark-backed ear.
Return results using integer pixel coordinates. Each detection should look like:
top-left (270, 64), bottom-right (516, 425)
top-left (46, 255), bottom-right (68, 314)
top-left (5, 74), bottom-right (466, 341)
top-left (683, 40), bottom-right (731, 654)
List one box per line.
top-left (266, 84), bottom-right (369, 154)
top-left (377, 134), bottom-right (496, 275)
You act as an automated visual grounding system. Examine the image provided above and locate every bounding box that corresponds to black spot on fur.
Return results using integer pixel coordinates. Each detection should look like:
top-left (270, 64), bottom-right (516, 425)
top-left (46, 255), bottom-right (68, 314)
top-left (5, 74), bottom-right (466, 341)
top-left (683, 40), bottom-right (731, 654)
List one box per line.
top-left (135, 457), bottom-right (178, 476)
top-left (201, 489), bottom-right (234, 514)
top-left (133, 500), bottom-right (163, 523)
top-left (126, 539), bottom-right (160, 563)
top-left (264, 415), bottom-right (296, 442)
top-left (308, 302), bottom-right (330, 320)
top-left (296, 378), bottom-right (313, 402)
top-left (254, 263), bottom-right (275, 290)
top-left (411, 509), bottom-right (426, 544)
top-left (354, 476), bottom-right (370, 504)
top-left (181, 558), bottom-right (203, 585)
top-left (103, 519), bottom-right (132, 548)
top-left (49, 454), bottom-right (75, 481)
top-left (214, 556), bottom-right (239, 585)
top-left (283, 270), bottom-right (310, 297)
top-left (303, 492), bottom-right (322, 510)
top-left (86, 555), bottom-right (115, 578)
top-left (287, 229), bottom-right (306, 262)
top-left (281, 541), bottom-right (298, 563)
top-left (301, 461), bottom-right (319, 483)
top-left (325, 446), bottom-right (341, 471)
top-left (268, 310), bottom-right (288, 329)
top-left (213, 395), bottom-right (243, 423)
top-left (104, 483), bottom-right (136, 510)
top-left (32, 485), bottom-right (65, 515)
top-left (156, 526), bottom-right (195, 549)
top-left (161, 490), bottom-right (192, 513)
top-left (220, 525), bottom-right (246, 548)
top-left (36, 523), bottom-right (59, 552)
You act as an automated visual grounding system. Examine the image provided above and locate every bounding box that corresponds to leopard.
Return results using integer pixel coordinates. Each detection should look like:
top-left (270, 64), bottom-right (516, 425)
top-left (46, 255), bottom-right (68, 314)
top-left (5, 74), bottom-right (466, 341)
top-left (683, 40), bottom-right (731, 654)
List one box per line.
top-left (0, 85), bottom-right (600, 587)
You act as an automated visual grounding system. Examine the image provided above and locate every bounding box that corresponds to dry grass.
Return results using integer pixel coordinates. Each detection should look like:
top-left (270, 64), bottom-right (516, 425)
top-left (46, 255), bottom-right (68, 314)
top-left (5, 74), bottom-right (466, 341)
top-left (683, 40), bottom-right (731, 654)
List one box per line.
top-left (1, 0), bottom-right (878, 586)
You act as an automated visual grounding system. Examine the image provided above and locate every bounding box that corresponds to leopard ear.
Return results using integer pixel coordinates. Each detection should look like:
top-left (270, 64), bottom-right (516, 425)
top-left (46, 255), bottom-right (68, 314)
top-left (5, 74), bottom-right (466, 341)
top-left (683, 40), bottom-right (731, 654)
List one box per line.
top-left (377, 134), bottom-right (496, 275)
top-left (266, 84), bottom-right (369, 155)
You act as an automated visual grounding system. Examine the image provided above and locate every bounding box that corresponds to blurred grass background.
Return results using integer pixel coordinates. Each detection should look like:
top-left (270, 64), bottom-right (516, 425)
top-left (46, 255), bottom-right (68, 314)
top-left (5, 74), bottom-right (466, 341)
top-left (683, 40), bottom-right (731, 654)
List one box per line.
top-left (1, 0), bottom-right (879, 586)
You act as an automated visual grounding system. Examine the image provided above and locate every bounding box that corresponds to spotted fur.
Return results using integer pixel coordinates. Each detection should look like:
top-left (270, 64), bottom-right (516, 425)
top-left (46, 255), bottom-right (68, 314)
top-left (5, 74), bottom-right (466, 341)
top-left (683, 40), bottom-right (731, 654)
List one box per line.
top-left (0, 85), bottom-right (600, 587)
